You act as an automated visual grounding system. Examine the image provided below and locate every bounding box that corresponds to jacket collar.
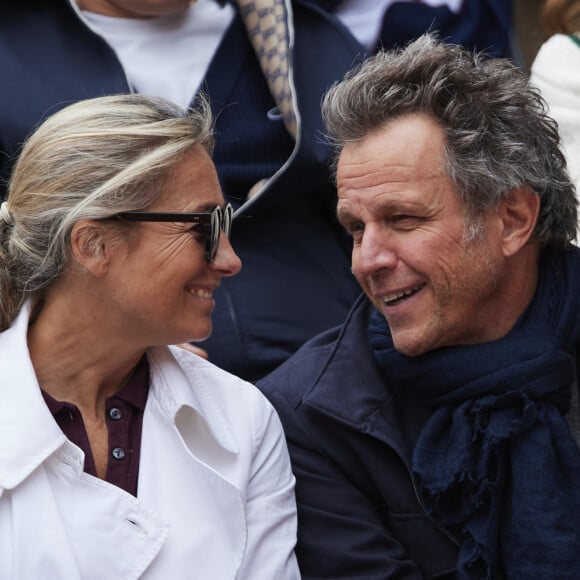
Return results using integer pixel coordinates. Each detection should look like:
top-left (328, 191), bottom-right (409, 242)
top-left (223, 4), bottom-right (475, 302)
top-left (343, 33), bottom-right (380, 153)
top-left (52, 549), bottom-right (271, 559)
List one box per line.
top-left (301, 293), bottom-right (408, 456)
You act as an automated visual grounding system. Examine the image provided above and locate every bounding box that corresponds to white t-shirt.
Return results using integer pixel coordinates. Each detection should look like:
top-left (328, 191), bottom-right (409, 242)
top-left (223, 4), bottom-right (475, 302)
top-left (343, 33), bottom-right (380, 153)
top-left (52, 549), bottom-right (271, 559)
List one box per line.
top-left (76, 0), bottom-right (234, 110)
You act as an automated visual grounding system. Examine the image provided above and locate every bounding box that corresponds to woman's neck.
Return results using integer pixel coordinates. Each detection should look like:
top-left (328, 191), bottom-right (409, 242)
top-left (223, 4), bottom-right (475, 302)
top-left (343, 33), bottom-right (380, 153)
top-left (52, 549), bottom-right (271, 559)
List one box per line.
top-left (27, 288), bottom-right (144, 419)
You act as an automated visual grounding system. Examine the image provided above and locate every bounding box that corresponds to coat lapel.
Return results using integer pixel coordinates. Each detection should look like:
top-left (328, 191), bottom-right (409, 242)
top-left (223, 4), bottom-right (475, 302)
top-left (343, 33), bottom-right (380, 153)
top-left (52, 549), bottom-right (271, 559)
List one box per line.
top-left (138, 347), bottom-right (246, 579)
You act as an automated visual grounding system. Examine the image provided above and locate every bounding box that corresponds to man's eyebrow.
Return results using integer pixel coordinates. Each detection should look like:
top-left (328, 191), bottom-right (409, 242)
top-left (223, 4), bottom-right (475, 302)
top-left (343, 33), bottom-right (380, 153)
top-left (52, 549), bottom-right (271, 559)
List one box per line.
top-left (336, 207), bottom-right (354, 224)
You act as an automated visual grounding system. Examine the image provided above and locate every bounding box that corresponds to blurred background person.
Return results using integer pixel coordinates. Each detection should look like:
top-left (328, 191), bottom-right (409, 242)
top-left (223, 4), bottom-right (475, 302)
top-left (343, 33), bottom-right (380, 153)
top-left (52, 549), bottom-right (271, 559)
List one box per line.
top-left (530, 0), bottom-right (580, 203)
top-left (334, 0), bottom-right (513, 57)
top-left (0, 93), bottom-right (299, 579)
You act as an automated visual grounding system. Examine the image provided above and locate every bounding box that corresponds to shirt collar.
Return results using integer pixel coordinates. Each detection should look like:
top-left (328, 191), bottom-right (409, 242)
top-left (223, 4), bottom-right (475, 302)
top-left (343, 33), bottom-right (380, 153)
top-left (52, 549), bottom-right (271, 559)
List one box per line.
top-left (41, 355), bottom-right (150, 415)
top-left (112, 355), bottom-right (150, 411)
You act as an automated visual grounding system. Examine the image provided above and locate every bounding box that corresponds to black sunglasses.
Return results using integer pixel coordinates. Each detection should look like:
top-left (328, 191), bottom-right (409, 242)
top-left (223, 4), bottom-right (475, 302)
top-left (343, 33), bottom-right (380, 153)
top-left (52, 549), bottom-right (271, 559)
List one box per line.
top-left (113, 203), bottom-right (233, 263)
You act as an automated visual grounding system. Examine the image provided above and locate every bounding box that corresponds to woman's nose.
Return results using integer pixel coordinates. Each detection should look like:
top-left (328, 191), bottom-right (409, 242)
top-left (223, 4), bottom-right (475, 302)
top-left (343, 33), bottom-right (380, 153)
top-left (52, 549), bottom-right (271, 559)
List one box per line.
top-left (211, 232), bottom-right (242, 276)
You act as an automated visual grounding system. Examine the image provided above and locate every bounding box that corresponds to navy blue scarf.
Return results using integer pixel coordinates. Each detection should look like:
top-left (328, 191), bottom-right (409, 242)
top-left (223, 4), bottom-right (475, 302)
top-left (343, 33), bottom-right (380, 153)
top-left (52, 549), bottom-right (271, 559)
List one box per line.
top-left (368, 247), bottom-right (580, 579)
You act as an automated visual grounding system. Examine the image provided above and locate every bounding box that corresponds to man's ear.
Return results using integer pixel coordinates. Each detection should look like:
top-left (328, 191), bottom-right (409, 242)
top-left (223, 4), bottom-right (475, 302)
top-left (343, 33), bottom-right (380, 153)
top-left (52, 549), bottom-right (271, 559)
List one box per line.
top-left (497, 185), bottom-right (540, 257)
top-left (70, 220), bottom-right (115, 277)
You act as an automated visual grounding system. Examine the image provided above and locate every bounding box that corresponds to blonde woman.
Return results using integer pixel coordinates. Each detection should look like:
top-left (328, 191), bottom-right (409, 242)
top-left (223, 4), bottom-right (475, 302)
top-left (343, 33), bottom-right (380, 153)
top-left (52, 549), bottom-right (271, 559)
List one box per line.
top-left (0, 94), bottom-right (299, 579)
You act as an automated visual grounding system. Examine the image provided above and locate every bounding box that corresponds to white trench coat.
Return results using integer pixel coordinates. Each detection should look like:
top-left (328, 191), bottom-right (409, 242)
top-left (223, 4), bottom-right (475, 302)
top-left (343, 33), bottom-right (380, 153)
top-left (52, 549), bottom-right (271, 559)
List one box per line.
top-left (0, 303), bottom-right (300, 580)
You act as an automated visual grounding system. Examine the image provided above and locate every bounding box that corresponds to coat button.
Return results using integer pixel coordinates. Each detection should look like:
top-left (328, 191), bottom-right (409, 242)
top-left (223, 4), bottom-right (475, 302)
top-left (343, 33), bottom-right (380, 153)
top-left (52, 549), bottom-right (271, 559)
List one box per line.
top-left (112, 447), bottom-right (126, 460)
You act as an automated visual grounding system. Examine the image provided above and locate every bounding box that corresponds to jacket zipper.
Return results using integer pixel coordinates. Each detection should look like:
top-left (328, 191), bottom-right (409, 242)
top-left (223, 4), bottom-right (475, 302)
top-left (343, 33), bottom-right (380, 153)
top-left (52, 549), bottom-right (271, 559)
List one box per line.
top-left (406, 462), bottom-right (461, 546)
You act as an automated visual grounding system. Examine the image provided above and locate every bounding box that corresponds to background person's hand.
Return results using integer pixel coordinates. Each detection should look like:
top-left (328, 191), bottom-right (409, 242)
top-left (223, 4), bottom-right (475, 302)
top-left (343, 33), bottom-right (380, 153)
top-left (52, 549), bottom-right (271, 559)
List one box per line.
top-left (176, 342), bottom-right (209, 359)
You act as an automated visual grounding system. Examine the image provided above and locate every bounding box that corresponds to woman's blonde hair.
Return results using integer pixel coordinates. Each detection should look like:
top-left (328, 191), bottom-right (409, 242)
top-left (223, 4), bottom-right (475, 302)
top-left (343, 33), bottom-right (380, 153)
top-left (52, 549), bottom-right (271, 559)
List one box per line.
top-left (0, 93), bottom-right (214, 331)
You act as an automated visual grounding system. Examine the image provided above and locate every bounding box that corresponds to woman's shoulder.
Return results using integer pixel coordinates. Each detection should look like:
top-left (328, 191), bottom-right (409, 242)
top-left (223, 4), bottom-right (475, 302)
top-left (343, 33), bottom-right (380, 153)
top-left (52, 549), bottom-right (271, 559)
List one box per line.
top-left (145, 347), bottom-right (292, 498)
top-left (150, 345), bottom-right (277, 430)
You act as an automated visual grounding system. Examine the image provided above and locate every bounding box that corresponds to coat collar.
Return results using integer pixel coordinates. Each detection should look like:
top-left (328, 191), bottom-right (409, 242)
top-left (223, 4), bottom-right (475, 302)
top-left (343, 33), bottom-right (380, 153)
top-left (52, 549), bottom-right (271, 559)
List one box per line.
top-left (0, 301), bottom-right (239, 491)
top-left (147, 345), bottom-right (240, 456)
top-left (0, 301), bottom-right (68, 490)
top-left (301, 293), bottom-right (408, 456)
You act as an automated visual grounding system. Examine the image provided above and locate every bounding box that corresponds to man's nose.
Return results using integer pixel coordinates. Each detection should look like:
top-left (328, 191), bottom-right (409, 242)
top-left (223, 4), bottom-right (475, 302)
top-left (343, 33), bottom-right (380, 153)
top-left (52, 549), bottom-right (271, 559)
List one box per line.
top-left (351, 223), bottom-right (398, 277)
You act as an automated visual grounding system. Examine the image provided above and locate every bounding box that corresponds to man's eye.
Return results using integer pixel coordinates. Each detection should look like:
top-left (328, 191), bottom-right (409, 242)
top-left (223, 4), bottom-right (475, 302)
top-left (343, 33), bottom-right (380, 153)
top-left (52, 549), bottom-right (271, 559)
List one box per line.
top-left (346, 222), bottom-right (365, 236)
top-left (391, 215), bottom-right (420, 229)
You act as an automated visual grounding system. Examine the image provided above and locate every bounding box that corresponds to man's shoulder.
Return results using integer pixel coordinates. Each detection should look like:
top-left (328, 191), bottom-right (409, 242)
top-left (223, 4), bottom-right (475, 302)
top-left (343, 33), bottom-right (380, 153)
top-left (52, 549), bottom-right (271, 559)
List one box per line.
top-left (258, 294), bottom-right (371, 404)
top-left (258, 324), bottom-right (343, 403)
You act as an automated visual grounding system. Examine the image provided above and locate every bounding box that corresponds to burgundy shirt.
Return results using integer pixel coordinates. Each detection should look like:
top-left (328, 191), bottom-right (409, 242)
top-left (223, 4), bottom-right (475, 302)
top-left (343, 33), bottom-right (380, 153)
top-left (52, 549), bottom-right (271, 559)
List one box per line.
top-left (41, 356), bottom-right (149, 497)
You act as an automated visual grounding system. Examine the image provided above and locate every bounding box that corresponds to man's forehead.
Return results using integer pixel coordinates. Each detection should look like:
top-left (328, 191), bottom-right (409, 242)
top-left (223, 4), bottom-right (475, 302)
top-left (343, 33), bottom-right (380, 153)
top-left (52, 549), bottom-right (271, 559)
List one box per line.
top-left (337, 192), bottom-right (425, 216)
top-left (337, 124), bottom-right (447, 189)
top-left (336, 161), bottom-right (450, 203)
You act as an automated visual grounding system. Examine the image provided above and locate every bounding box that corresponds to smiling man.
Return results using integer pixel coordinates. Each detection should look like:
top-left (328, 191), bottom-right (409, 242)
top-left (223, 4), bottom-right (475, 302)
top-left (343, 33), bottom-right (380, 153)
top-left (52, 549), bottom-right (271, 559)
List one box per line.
top-left (258, 33), bottom-right (580, 579)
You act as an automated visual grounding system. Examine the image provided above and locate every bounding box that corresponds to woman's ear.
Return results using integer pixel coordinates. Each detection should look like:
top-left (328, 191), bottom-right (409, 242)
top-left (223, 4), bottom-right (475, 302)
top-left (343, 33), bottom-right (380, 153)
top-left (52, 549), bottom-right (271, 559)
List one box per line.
top-left (70, 220), bottom-right (115, 277)
top-left (498, 185), bottom-right (540, 257)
